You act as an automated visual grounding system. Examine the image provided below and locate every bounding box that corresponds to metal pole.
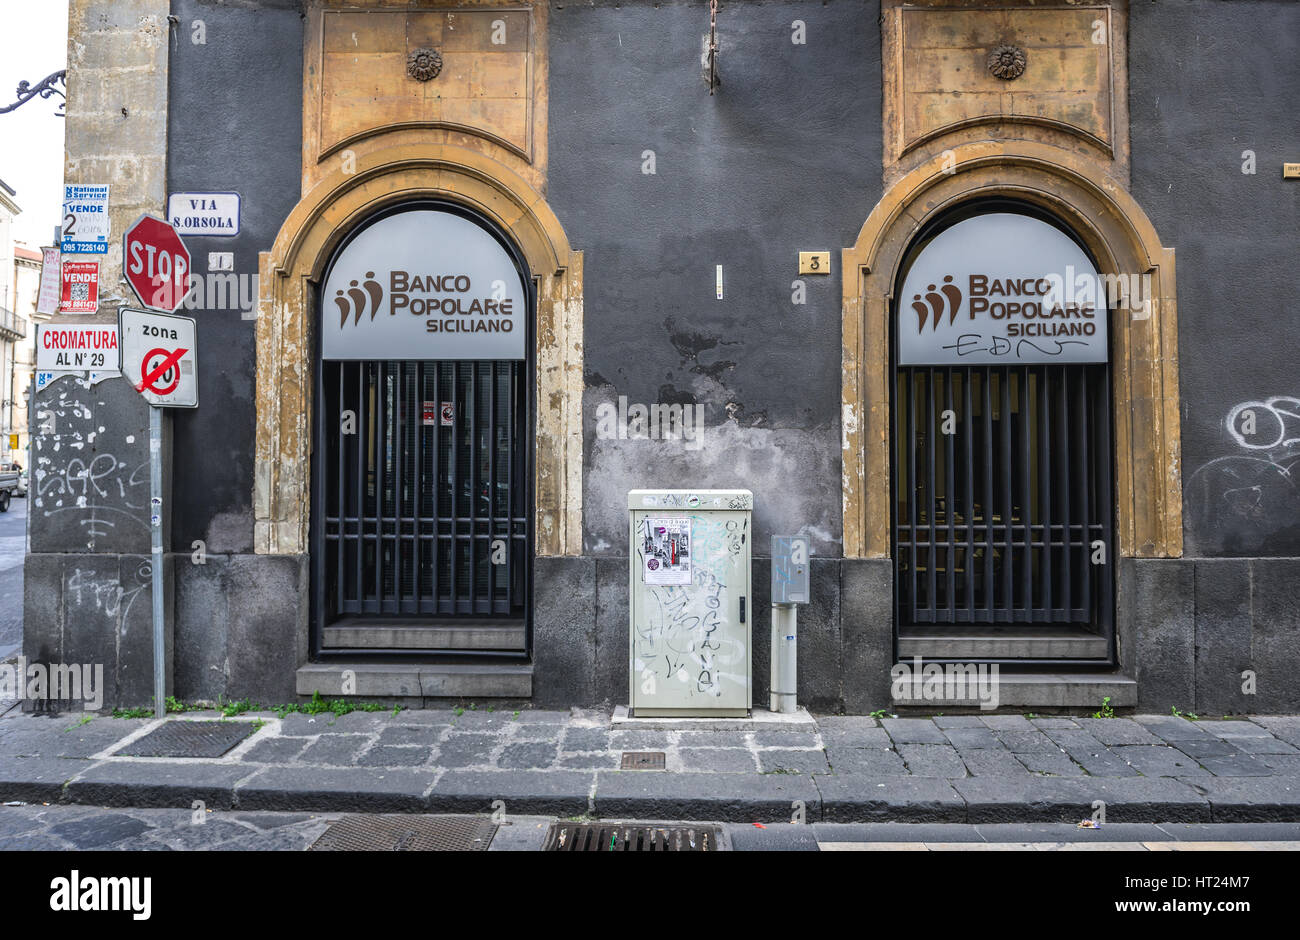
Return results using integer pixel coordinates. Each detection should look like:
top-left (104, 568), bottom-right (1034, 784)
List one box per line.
top-left (770, 603), bottom-right (797, 714)
top-left (149, 406), bottom-right (165, 719)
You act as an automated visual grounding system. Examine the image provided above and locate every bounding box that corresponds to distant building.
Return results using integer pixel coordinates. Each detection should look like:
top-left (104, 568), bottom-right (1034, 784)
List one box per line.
top-left (0, 179), bottom-right (34, 467)
top-left (10, 244), bottom-right (44, 463)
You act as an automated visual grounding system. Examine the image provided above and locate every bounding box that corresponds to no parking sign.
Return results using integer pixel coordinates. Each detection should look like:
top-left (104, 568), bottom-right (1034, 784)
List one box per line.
top-left (119, 308), bottom-right (198, 408)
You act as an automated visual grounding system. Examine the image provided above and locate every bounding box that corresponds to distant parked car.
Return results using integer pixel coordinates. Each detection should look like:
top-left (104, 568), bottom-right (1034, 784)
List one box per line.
top-left (0, 467), bottom-right (17, 511)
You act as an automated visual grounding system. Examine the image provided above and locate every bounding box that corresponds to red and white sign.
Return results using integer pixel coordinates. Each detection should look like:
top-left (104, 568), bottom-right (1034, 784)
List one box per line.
top-left (422, 401), bottom-right (436, 426)
top-left (36, 248), bottom-right (61, 315)
top-left (58, 260), bottom-right (100, 314)
top-left (440, 402), bottom-right (455, 426)
top-left (35, 324), bottom-right (121, 372)
top-left (119, 308), bottom-right (198, 408)
top-left (123, 214), bottom-right (191, 313)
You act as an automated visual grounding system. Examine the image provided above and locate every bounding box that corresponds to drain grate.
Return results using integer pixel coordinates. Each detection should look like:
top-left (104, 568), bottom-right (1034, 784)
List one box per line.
top-left (545, 823), bottom-right (721, 852)
top-left (620, 751), bottom-right (666, 770)
top-left (117, 720), bottom-right (256, 758)
top-left (309, 815), bottom-right (498, 852)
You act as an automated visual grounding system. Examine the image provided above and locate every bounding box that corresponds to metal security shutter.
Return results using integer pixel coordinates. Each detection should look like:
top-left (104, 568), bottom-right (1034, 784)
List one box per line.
top-left (892, 362), bottom-right (1113, 657)
top-left (315, 359), bottom-right (528, 649)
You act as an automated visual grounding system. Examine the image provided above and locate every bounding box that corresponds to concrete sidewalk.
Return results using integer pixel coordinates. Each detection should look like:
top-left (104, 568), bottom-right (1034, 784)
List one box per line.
top-left (2, 707), bottom-right (1299, 823)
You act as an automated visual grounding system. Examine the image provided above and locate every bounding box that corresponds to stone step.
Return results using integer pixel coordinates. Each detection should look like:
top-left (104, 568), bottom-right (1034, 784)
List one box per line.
top-left (295, 662), bottom-right (532, 699)
top-left (891, 668), bottom-right (1136, 710)
top-left (898, 628), bottom-right (1108, 660)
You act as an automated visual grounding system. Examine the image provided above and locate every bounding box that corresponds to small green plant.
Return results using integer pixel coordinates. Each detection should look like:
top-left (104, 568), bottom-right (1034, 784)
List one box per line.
top-left (65, 714), bottom-right (93, 731)
top-left (165, 696), bottom-right (189, 714)
top-left (391, 705), bottom-right (402, 717)
top-left (512, 710), bottom-right (520, 721)
top-left (868, 708), bottom-right (888, 720)
top-left (454, 706), bottom-right (464, 717)
top-left (249, 718), bottom-right (267, 733)
top-left (219, 698), bottom-right (258, 717)
top-left (1093, 696), bottom-right (1115, 719)
top-left (268, 691), bottom-right (390, 719)
top-left (112, 705), bottom-right (153, 719)
top-left (1171, 706), bottom-right (1200, 721)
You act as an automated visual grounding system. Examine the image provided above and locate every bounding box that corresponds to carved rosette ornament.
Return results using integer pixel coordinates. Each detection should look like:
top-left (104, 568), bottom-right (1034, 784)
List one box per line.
top-left (406, 47), bottom-right (443, 82)
top-left (987, 44), bottom-right (1027, 81)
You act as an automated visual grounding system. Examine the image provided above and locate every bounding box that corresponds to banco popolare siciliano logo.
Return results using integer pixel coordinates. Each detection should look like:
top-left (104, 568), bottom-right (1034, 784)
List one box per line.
top-left (333, 271), bottom-right (384, 326)
top-left (911, 275), bottom-right (963, 332)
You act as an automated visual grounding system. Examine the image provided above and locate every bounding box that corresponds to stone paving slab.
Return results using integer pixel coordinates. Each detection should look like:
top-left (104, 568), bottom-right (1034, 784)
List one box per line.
top-left (1178, 777), bottom-right (1300, 822)
top-left (593, 771), bottom-right (819, 822)
top-left (428, 770), bottom-right (591, 816)
top-left (953, 776), bottom-right (1211, 823)
top-left (0, 757), bottom-right (89, 803)
top-left (67, 760), bottom-right (254, 809)
top-left (815, 775), bottom-right (966, 823)
top-left (234, 767), bottom-right (436, 813)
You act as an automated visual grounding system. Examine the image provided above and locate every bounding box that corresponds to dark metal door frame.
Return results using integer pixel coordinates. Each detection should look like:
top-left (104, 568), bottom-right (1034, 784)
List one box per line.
top-left (309, 199), bottom-right (536, 661)
top-left (888, 200), bottom-right (1116, 666)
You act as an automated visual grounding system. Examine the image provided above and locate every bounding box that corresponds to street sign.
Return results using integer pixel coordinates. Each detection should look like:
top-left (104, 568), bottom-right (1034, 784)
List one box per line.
top-left (61, 184), bottom-right (110, 255)
top-left (119, 308), bottom-right (198, 408)
top-left (123, 214), bottom-right (192, 313)
top-left (58, 260), bottom-right (99, 314)
top-left (167, 191), bottom-right (240, 236)
top-left (36, 323), bottom-right (121, 373)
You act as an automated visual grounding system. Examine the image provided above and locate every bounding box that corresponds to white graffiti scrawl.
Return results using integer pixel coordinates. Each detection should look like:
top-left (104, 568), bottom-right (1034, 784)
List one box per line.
top-left (1187, 396), bottom-right (1300, 552)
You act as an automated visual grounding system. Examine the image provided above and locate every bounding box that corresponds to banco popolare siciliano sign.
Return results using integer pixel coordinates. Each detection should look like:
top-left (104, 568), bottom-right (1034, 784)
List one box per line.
top-left (320, 207), bottom-right (527, 361)
top-left (898, 212), bottom-right (1111, 366)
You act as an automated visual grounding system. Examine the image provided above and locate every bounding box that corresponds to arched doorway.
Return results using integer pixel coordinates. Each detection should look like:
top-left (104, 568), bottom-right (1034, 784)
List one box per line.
top-left (310, 201), bottom-right (534, 654)
top-left (890, 200), bottom-right (1114, 663)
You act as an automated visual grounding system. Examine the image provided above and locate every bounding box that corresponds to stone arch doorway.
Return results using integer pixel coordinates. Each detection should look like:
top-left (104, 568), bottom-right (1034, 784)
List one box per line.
top-left (309, 199), bottom-right (537, 655)
top-left (888, 197), bottom-right (1118, 664)
top-left (842, 140), bottom-right (1182, 565)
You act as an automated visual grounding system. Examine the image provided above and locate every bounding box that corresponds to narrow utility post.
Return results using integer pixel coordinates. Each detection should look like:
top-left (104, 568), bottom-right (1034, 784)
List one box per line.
top-left (770, 536), bottom-right (810, 714)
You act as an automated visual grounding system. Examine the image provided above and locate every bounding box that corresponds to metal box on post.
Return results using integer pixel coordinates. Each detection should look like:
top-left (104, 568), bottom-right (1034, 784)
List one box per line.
top-left (628, 490), bottom-right (753, 717)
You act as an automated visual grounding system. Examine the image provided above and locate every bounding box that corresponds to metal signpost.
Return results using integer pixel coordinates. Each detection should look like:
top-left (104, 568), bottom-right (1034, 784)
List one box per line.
top-left (119, 307), bottom-right (198, 718)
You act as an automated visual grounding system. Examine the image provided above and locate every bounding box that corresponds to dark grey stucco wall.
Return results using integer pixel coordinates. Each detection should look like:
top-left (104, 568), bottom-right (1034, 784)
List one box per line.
top-left (166, 0), bottom-right (303, 554)
top-left (1129, 0), bottom-right (1300, 558)
top-left (549, 0), bottom-right (882, 560)
top-left (164, 0), bottom-right (305, 702)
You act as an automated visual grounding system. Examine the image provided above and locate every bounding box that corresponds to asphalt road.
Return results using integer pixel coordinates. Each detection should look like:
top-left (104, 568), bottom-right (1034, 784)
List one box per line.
top-left (0, 494), bottom-right (26, 661)
top-left (2, 804), bottom-right (1299, 851)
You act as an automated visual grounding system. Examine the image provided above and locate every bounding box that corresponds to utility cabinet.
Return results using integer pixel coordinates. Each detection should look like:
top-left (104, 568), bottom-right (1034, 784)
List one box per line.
top-left (628, 489), bottom-right (753, 717)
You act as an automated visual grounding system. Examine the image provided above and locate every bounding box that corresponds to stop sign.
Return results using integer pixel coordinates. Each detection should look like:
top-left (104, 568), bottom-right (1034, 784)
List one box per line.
top-left (123, 213), bottom-right (191, 313)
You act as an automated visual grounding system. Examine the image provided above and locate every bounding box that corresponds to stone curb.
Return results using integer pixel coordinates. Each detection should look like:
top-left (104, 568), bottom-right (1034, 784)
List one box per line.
top-left (5, 764), bottom-right (1300, 823)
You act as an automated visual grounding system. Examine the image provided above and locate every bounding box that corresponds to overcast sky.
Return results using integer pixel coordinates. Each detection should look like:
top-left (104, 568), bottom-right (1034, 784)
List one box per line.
top-left (0, 0), bottom-right (69, 248)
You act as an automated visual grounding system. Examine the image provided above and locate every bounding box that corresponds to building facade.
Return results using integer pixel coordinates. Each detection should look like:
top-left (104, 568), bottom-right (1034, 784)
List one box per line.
top-left (0, 181), bottom-right (36, 467)
top-left (24, 0), bottom-right (1300, 713)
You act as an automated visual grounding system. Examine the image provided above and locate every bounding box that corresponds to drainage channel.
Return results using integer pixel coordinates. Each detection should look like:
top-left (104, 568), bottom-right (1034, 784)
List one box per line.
top-left (544, 823), bottom-right (724, 852)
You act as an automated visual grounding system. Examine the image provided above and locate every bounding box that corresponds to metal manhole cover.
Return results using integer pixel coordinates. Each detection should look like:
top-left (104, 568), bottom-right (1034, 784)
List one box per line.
top-left (545, 823), bottom-right (721, 852)
top-left (620, 751), bottom-right (666, 770)
top-left (117, 720), bottom-right (256, 758)
top-left (309, 815), bottom-right (498, 852)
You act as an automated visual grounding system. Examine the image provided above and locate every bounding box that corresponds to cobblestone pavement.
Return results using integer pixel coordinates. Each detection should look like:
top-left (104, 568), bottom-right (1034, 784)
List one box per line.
top-left (2, 708), bottom-right (1299, 823)
top-left (3, 708), bottom-right (1298, 777)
